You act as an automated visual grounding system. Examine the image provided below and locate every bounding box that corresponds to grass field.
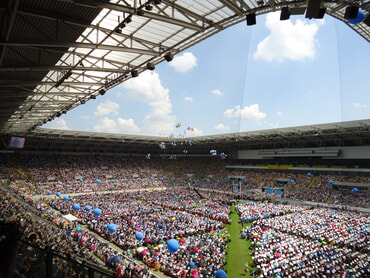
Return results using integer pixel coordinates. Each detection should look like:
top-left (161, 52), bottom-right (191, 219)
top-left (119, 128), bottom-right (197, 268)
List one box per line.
top-left (224, 203), bottom-right (254, 278)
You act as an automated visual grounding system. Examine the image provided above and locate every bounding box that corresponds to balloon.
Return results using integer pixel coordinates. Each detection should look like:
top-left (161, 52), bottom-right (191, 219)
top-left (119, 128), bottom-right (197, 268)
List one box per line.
top-left (84, 205), bottom-right (91, 211)
top-left (352, 187), bottom-right (359, 193)
top-left (63, 196), bottom-right (70, 201)
top-left (206, 179), bottom-right (210, 182)
top-left (348, 9), bottom-right (365, 24)
top-left (108, 223), bottom-right (117, 233)
top-left (93, 208), bottom-right (102, 217)
top-left (328, 180), bottom-right (334, 184)
top-left (307, 173), bottom-right (311, 177)
top-left (135, 232), bottom-right (144, 241)
top-left (149, 177), bottom-right (154, 180)
top-left (167, 239), bottom-right (179, 253)
top-left (79, 178), bottom-right (83, 182)
top-left (215, 270), bottom-right (227, 278)
top-left (56, 192), bottom-right (61, 197)
top-left (290, 179), bottom-right (295, 184)
top-left (111, 179), bottom-right (115, 183)
top-left (47, 190), bottom-right (52, 195)
top-left (137, 178), bottom-right (141, 181)
top-left (72, 204), bottom-right (80, 210)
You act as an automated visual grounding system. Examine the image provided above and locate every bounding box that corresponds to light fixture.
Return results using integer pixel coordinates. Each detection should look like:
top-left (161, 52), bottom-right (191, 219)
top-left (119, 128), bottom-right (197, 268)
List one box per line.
top-left (153, 0), bottom-right (161, 4)
top-left (137, 9), bottom-right (144, 16)
top-left (114, 28), bottom-right (122, 34)
top-left (131, 70), bottom-right (139, 77)
top-left (145, 4), bottom-right (153, 11)
top-left (125, 15), bottom-right (132, 23)
top-left (164, 52), bottom-right (173, 62)
top-left (99, 89), bottom-right (106, 95)
top-left (246, 13), bottom-right (256, 25)
top-left (146, 63), bottom-right (155, 70)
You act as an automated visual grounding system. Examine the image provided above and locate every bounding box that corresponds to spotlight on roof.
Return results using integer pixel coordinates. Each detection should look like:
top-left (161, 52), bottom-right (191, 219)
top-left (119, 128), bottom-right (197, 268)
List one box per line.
top-left (131, 70), bottom-right (139, 77)
top-left (146, 63), bottom-right (155, 70)
top-left (99, 89), bottom-right (106, 95)
top-left (153, 0), bottom-right (161, 4)
top-left (164, 52), bottom-right (173, 62)
top-left (145, 4), bottom-right (153, 11)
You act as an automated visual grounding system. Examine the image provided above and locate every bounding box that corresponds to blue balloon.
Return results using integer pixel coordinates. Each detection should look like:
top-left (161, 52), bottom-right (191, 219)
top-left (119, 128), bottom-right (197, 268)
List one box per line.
top-left (307, 173), bottom-right (312, 177)
top-left (72, 204), bottom-right (80, 210)
top-left (108, 223), bottom-right (117, 233)
top-left (290, 179), bottom-right (295, 184)
top-left (111, 179), bottom-right (115, 183)
top-left (329, 180), bottom-right (334, 184)
top-left (56, 192), bottom-right (61, 197)
top-left (352, 187), bottom-right (359, 193)
top-left (95, 179), bottom-right (100, 183)
top-left (93, 208), bottom-right (102, 217)
top-left (348, 9), bottom-right (365, 24)
top-left (84, 205), bottom-right (91, 212)
top-left (215, 270), bottom-right (227, 278)
top-left (79, 178), bottom-right (83, 182)
top-left (47, 190), bottom-right (52, 195)
top-left (206, 179), bottom-right (210, 182)
top-left (63, 196), bottom-right (70, 201)
top-left (135, 232), bottom-right (144, 241)
top-left (137, 178), bottom-right (141, 181)
top-left (149, 177), bottom-right (154, 180)
top-left (167, 239), bottom-right (179, 253)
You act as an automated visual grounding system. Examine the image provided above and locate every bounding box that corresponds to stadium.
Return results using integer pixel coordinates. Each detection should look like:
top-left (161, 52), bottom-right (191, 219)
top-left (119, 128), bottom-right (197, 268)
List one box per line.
top-left (0, 1), bottom-right (369, 278)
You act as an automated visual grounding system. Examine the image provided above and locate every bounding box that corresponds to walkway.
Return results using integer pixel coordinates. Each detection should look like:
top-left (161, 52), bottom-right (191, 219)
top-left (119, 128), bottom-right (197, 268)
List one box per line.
top-left (224, 203), bottom-right (251, 277)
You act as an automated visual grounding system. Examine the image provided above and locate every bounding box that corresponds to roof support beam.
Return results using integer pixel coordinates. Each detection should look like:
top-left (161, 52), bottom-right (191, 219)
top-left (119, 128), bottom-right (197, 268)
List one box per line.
top-left (0, 41), bottom-right (160, 56)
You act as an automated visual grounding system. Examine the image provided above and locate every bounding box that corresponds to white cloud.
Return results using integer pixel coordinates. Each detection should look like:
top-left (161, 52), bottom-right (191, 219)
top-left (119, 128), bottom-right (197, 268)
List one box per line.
top-left (93, 117), bottom-right (140, 134)
top-left (214, 123), bottom-right (230, 131)
top-left (116, 118), bottom-right (141, 133)
top-left (94, 100), bottom-right (120, 116)
top-left (253, 12), bottom-right (323, 62)
top-left (212, 89), bottom-right (224, 96)
top-left (224, 104), bottom-right (266, 120)
top-left (169, 52), bottom-right (197, 73)
top-left (93, 117), bottom-right (118, 133)
top-left (184, 96), bottom-right (193, 102)
top-left (277, 111), bottom-right (283, 116)
top-left (352, 102), bottom-right (367, 108)
top-left (122, 71), bottom-right (176, 135)
top-left (46, 119), bottom-right (71, 130)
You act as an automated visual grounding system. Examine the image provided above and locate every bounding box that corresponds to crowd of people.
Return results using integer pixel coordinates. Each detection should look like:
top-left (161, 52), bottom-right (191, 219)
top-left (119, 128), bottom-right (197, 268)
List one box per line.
top-left (241, 207), bottom-right (369, 277)
top-left (0, 153), bottom-right (369, 277)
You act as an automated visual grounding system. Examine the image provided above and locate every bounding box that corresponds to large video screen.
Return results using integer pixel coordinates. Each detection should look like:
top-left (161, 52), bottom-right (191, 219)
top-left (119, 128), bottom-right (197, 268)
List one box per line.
top-left (9, 136), bottom-right (26, 149)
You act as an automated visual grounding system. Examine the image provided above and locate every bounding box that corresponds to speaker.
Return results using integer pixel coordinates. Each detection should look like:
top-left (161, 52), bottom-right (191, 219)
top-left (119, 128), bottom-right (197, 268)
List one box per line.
top-left (246, 13), bottom-right (256, 25)
top-left (280, 7), bottom-right (290, 20)
top-left (364, 14), bottom-right (370, 27)
top-left (164, 52), bottom-right (173, 62)
top-left (314, 8), bottom-right (326, 19)
top-left (344, 6), bottom-right (359, 19)
top-left (305, 0), bottom-right (321, 19)
top-left (146, 63), bottom-right (155, 70)
top-left (131, 70), bottom-right (138, 78)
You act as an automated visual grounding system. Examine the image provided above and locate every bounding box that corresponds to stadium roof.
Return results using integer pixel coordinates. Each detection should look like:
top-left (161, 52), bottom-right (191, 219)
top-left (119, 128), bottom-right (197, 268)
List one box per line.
top-left (2, 119), bottom-right (370, 155)
top-left (0, 0), bottom-right (370, 136)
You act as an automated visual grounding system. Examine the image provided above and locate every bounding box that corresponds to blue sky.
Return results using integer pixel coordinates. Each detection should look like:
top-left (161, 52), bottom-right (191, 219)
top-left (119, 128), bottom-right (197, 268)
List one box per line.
top-left (44, 12), bottom-right (370, 138)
